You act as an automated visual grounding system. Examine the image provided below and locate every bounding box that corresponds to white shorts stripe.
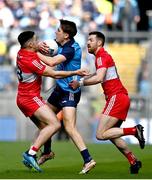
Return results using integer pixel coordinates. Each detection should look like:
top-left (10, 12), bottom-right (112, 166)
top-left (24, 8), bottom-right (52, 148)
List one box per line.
top-left (69, 92), bottom-right (74, 101)
top-left (104, 95), bottom-right (116, 115)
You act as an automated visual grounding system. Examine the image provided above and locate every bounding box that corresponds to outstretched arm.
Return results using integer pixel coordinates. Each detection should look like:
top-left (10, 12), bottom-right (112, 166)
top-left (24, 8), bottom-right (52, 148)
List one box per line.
top-left (69, 68), bottom-right (107, 89)
top-left (43, 66), bottom-right (89, 79)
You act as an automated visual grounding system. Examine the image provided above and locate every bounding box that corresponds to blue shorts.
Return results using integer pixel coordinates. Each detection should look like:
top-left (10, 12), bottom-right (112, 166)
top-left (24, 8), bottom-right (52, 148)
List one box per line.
top-left (47, 85), bottom-right (81, 109)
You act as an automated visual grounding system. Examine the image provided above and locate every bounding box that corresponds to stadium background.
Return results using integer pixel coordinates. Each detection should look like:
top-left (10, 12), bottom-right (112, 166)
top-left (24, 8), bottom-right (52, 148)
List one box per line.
top-left (0, 0), bottom-right (152, 146)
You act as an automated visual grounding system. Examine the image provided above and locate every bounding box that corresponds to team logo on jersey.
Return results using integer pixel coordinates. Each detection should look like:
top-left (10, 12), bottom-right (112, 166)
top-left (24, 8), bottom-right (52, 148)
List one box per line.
top-left (97, 57), bottom-right (102, 67)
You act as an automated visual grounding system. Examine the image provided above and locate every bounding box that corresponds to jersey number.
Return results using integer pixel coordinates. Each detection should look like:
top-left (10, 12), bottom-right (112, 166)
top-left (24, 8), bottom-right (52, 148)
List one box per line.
top-left (16, 66), bottom-right (23, 81)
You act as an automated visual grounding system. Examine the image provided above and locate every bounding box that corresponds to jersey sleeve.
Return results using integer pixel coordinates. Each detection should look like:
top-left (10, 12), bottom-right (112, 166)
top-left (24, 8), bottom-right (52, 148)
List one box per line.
top-left (28, 55), bottom-right (46, 75)
top-left (59, 46), bottom-right (74, 61)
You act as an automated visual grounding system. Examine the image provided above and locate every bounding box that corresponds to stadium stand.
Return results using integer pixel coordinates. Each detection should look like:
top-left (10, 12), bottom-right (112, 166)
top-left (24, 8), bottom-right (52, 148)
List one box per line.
top-left (107, 43), bottom-right (146, 93)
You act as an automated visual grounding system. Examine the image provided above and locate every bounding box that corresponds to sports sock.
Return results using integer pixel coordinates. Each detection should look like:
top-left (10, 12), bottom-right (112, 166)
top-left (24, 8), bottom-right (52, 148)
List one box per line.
top-left (43, 138), bottom-right (52, 154)
top-left (123, 127), bottom-right (136, 135)
top-left (80, 149), bottom-right (92, 164)
top-left (28, 146), bottom-right (38, 156)
top-left (124, 152), bottom-right (137, 165)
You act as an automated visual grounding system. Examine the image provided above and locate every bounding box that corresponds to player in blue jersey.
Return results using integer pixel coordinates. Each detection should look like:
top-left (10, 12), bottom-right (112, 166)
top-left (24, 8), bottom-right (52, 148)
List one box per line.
top-left (37, 19), bottom-right (96, 174)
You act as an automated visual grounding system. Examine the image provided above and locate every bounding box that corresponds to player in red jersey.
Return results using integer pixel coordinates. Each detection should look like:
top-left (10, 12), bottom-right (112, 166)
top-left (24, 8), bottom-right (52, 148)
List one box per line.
top-left (69, 31), bottom-right (145, 174)
top-left (16, 31), bottom-right (89, 172)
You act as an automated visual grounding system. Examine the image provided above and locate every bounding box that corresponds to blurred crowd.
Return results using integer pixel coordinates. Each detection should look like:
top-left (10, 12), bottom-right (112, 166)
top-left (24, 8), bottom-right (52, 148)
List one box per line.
top-left (0, 0), bottom-right (150, 92)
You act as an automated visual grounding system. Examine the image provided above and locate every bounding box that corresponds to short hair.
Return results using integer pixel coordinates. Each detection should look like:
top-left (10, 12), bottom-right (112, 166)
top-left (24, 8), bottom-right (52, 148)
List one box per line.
top-left (60, 19), bottom-right (77, 39)
top-left (89, 31), bottom-right (105, 46)
top-left (18, 31), bottom-right (35, 48)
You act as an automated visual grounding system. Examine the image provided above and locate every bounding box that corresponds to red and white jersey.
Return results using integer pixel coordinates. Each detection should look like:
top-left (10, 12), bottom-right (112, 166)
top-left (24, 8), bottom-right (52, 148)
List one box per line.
top-left (16, 49), bottom-right (46, 97)
top-left (95, 47), bottom-right (128, 97)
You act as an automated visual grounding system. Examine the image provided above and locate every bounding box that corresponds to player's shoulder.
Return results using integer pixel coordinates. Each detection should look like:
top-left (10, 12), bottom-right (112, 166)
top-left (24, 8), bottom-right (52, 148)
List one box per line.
top-left (102, 49), bottom-right (114, 62)
top-left (66, 38), bottom-right (80, 49)
top-left (72, 40), bottom-right (81, 49)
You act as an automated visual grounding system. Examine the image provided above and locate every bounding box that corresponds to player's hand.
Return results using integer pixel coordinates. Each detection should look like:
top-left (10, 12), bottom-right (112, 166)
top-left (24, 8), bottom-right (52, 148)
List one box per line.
top-left (69, 80), bottom-right (80, 90)
top-left (76, 68), bottom-right (90, 76)
top-left (38, 41), bottom-right (49, 54)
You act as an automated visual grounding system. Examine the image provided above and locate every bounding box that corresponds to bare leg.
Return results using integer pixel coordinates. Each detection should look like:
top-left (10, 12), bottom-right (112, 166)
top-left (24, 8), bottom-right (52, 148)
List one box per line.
top-left (96, 114), bottom-right (142, 174)
top-left (63, 107), bottom-right (87, 151)
top-left (96, 114), bottom-right (124, 140)
top-left (110, 137), bottom-right (137, 162)
top-left (37, 106), bottom-right (62, 165)
top-left (31, 104), bottom-right (60, 150)
top-left (63, 107), bottom-right (96, 174)
top-left (22, 104), bottom-right (61, 172)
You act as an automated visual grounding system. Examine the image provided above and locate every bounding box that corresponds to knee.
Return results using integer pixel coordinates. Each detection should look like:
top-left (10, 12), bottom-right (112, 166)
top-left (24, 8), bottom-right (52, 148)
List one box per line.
top-left (49, 119), bottom-right (61, 131)
top-left (64, 125), bottom-right (74, 135)
top-left (96, 131), bottom-right (106, 141)
top-left (55, 121), bottom-right (61, 131)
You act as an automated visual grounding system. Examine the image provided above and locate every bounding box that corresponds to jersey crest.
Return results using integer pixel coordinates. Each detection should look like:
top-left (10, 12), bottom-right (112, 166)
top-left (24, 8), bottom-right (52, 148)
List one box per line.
top-left (97, 57), bottom-right (102, 67)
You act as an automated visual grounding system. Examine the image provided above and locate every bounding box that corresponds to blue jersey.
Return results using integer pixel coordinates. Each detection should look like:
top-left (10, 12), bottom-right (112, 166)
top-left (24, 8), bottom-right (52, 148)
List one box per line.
top-left (56, 38), bottom-right (81, 93)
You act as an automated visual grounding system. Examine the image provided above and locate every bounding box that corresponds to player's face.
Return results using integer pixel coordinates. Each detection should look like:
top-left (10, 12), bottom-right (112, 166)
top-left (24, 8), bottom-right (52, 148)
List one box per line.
top-left (30, 35), bottom-right (39, 51)
top-left (55, 27), bottom-right (65, 44)
top-left (87, 35), bottom-right (98, 54)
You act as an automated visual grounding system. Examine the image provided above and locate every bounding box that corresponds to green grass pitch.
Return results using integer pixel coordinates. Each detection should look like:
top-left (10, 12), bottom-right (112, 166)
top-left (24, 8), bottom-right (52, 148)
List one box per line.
top-left (0, 141), bottom-right (151, 179)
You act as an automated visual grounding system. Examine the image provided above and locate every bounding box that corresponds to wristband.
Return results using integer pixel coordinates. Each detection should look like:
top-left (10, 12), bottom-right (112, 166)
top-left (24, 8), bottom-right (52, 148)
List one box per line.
top-left (79, 78), bottom-right (84, 87)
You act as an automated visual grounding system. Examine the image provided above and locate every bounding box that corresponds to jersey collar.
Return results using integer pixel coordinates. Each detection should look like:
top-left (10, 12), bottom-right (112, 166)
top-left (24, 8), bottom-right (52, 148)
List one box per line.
top-left (96, 47), bottom-right (105, 56)
top-left (61, 38), bottom-right (75, 47)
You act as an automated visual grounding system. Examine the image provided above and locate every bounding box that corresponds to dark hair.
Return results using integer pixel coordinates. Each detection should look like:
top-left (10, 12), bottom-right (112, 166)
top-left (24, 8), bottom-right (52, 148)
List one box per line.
top-left (18, 31), bottom-right (35, 48)
top-left (89, 31), bottom-right (105, 46)
top-left (60, 19), bottom-right (77, 39)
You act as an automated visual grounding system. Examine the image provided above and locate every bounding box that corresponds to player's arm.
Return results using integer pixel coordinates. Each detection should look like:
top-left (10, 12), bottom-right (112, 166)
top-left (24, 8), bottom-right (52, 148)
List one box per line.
top-left (42, 65), bottom-right (89, 79)
top-left (83, 72), bottom-right (97, 80)
top-left (69, 68), bottom-right (107, 89)
top-left (37, 52), bottom-right (66, 67)
top-left (84, 68), bottom-right (107, 85)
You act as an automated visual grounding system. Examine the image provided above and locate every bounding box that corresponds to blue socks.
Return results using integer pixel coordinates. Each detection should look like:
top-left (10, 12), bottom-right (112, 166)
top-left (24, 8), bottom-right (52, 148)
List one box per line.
top-left (81, 149), bottom-right (92, 164)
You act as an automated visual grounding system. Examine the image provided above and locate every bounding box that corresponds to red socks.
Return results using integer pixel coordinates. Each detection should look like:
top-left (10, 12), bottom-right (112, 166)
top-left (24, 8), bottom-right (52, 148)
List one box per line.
top-left (123, 127), bottom-right (136, 135)
top-left (124, 152), bottom-right (137, 165)
top-left (32, 146), bottom-right (39, 152)
top-left (28, 146), bottom-right (39, 156)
